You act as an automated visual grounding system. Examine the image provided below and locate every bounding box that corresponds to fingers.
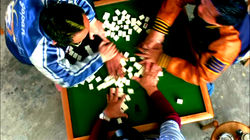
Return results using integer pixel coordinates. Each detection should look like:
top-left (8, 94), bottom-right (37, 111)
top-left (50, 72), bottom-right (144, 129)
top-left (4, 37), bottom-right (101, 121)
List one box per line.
top-left (132, 76), bottom-right (140, 83)
top-left (113, 88), bottom-right (119, 102)
top-left (109, 88), bottom-right (115, 101)
top-left (135, 53), bottom-right (148, 58)
top-left (99, 32), bottom-right (109, 42)
top-left (119, 113), bottom-right (128, 118)
top-left (117, 66), bottom-right (124, 77)
top-left (137, 47), bottom-right (147, 53)
top-left (106, 93), bottom-right (110, 103)
top-left (144, 61), bottom-right (152, 73)
top-left (89, 33), bottom-right (95, 40)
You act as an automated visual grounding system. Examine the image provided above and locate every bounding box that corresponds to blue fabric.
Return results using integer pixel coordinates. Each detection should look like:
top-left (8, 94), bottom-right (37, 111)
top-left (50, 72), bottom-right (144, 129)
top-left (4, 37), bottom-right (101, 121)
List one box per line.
top-left (159, 120), bottom-right (185, 140)
top-left (206, 83), bottom-right (215, 96)
top-left (4, 0), bottom-right (103, 87)
top-left (234, 14), bottom-right (250, 63)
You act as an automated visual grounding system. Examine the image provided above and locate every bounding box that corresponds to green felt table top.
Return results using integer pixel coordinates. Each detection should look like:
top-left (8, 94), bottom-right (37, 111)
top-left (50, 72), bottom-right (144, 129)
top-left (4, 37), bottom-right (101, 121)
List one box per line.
top-left (67, 1), bottom-right (205, 137)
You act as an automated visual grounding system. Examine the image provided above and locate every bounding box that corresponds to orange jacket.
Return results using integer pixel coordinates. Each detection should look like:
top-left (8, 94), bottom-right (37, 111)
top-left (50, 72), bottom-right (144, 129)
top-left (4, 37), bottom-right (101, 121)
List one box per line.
top-left (155, 0), bottom-right (242, 85)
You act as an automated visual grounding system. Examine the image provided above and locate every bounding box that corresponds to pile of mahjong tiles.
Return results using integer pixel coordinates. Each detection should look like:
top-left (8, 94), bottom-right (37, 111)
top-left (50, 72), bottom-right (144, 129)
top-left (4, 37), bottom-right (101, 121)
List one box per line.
top-left (102, 9), bottom-right (150, 41)
top-left (75, 52), bottom-right (164, 124)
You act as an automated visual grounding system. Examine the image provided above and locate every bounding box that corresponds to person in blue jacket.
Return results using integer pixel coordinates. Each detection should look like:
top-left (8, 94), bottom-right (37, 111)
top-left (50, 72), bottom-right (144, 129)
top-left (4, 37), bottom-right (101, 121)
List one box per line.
top-left (5, 0), bottom-right (123, 87)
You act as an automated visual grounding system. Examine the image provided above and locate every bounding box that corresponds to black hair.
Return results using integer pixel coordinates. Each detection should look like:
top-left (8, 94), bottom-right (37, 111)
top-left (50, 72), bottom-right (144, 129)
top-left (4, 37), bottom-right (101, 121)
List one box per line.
top-left (39, 3), bottom-right (85, 47)
top-left (211, 0), bottom-right (247, 26)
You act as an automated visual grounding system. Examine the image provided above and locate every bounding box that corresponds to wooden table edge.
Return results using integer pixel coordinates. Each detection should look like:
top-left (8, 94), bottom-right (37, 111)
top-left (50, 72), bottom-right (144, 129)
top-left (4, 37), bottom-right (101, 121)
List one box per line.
top-left (60, 79), bottom-right (214, 140)
top-left (94, 0), bottom-right (129, 7)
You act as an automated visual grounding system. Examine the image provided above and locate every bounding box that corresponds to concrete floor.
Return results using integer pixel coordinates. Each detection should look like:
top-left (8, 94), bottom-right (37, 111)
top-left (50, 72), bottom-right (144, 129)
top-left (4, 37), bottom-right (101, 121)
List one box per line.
top-left (1, 1), bottom-right (249, 140)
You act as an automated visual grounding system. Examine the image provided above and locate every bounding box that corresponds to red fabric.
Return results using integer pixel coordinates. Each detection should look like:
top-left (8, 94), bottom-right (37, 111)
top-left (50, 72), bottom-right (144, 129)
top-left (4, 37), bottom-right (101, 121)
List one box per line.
top-left (150, 90), bottom-right (181, 128)
top-left (89, 90), bottom-right (181, 139)
top-left (89, 119), bottom-right (108, 140)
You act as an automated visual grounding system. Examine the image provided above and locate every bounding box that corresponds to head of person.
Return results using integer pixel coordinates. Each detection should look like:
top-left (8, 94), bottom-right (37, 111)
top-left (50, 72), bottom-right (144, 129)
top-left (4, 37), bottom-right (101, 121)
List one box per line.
top-left (39, 3), bottom-right (90, 47)
top-left (197, 0), bottom-right (247, 26)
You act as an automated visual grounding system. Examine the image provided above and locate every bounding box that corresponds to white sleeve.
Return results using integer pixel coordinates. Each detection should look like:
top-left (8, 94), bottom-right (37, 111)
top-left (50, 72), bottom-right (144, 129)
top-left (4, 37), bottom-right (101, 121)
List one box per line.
top-left (30, 37), bottom-right (103, 87)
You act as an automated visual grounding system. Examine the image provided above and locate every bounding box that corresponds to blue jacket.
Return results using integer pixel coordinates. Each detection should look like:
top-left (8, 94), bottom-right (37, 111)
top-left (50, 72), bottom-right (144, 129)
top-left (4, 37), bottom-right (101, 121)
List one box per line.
top-left (5, 0), bottom-right (103, 87)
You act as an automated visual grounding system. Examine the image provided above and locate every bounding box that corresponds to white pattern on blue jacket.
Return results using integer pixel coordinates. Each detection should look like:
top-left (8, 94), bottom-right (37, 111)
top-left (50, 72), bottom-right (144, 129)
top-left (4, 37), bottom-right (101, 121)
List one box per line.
top-left (159, 120), bottom-right (185, 140)
top-left (5, 0), bottom-right (103, 87)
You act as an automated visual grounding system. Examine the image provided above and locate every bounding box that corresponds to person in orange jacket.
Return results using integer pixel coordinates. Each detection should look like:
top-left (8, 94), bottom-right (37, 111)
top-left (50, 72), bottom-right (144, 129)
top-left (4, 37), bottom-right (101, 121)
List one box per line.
top-left (136, 0), bottom-right (248, 95)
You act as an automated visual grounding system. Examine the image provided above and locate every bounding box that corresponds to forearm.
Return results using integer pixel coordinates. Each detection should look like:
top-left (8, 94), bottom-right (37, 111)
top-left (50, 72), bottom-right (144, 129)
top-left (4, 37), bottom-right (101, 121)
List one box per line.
top-left (157, 26), bottom-right (241, 85)
top-left (89, 119), bottom-right (109, 140)
top-left (149, 90), bottom-right (181, 128)
top-left (30, 45), bottom-right (104, 87)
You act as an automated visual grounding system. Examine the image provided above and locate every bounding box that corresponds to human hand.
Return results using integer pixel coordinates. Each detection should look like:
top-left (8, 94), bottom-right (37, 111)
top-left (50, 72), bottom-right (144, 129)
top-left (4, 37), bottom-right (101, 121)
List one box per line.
top-left (133, 62), bottom-right (162, 96)
top-left (99, 41), bottom-right (118, 62)
top-left (104, 88), bottom-right (128, 119)
top-left (140, 30), bottom-right (165, 49)
top-left (89, 18), bottom-right (109, 41)
top-left (106, 53), bottom-right (125, 78)
top-left (136, 43), bottom-right (163, 64)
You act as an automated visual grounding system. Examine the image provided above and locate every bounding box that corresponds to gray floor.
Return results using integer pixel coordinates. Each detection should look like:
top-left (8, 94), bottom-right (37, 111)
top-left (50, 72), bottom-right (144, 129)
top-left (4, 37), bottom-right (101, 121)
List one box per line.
top-left (1, 1), bottom-right (249, 140)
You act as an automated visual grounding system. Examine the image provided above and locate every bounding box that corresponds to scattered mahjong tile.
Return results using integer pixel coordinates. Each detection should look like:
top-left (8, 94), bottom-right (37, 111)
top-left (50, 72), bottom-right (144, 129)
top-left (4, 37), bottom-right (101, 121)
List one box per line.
top-left (129, 57), bottom-right (136, 62)
top-left (125, 35), bottom-right (130, 41)
top-left (118, 92), bottom-right (125, 97)
top-left (125, 20), bottom-right (131, 25)
top-left (73, 52), bottom-right (78, 59)
top-left (121, 102), bottom-right (128, 111)
top-left (122, 10), bottom-right (127, 15)
top-left (122, 31), bottom-right (127, 37)
top-left (69, 50), bottom-right (74, 56)
top-left (103, 12), bottom-right (110, 20)
top-left (113, 16), bottom-right (118, 21)
top-left (125, 14), bottom-right (131, 19)
top-left (136, 20), bottom-right (142, 26)
top-left (77, 55), bottom-right (82, 61)
top-left (136, 28), bottom-right (142, 34)
top-left (145, 17), bottom-right (150, 22)
top-left (127, 88), bottom-right (134, 94)
top-left (117, 118), bottom-right (122, 124)
top-left (177, 98), bottom-right (183, 104)
top-left (134, 72), bottom-right (140, 77)
top-left (127, 66), bottom-right (133, 73)
top-left (89, 83), bottom-right (94, 90)
top-left (115, 9), bottom-right (121, 15)
top-left (143, 23), bottom-right (148, 29)
top-left (125, 94), bottom-right (131, 101)
top-left (133, 25), bottom-right (139, 31)
top-left (118, 88), bottom-right (124, 93)
top-left (120, 58), bottom-right (127, 66)
top-left (124, 25), bottom-right (129, 30)
top-left (125, 79), bottom-right (130, 86)
top-left (139, 14), bottom-right (145, 20)
top-left (128, 29), bottom-right (133, 35)
top-left (128, 73), bottom-right (133, 79)
top-left (157, 71), bottom-right (164, 77)
top-left (124, 52), bottom-right (129, 58)
top-left (114, 35), bottom-right (119, 41)
top-left (95, 76), bottom-right (102, 83)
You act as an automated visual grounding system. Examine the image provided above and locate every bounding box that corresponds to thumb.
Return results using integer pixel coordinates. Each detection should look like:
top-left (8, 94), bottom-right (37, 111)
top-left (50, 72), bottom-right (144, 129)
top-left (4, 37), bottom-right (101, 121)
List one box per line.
top-left (120, 113), bottom-right (128, 118)
top-left (89, 32), bottom-right (95, 40)
top-left (132, 76), bottom-right (140, 83)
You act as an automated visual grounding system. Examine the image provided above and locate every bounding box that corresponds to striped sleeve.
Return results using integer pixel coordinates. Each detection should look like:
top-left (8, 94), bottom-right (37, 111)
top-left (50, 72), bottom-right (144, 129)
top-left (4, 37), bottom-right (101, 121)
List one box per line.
top-left (204, 56), bottom-right (229, 75)
top-left (153, 17), bottom-right (171, 35)
top-left (159, 120), bottom-right (185, 140)
top-left (75, 0), bottom-right (96, 21)
top-left (157, 53), bottom-right (171, 68)
top-left (30, 37), bottom-right (104, 87)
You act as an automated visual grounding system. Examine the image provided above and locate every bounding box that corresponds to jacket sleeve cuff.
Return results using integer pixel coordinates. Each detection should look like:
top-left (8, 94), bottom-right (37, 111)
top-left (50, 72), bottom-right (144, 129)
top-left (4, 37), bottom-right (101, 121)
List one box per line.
top-left (157, 53), bottom-right (171, 68)
top-left (152, 17), bottom-right (170, 35)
